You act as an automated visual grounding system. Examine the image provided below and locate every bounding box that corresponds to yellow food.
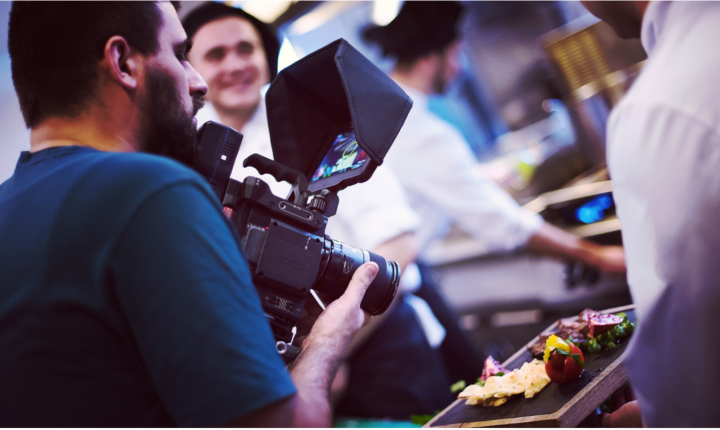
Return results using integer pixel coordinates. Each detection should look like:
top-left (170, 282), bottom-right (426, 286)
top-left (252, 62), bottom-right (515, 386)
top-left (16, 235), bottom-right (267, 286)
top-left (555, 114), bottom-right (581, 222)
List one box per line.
top-left (520, 360), bottom-right (551, 398)
top-left (543, 334), bottom-right (571, 362)
top-left (457, 359), bottom-right (551, 406)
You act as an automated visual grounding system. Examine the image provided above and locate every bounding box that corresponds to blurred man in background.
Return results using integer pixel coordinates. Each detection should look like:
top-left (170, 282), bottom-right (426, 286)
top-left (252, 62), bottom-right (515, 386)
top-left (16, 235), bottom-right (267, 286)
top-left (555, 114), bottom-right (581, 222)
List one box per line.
top-left (0, 1), bottom-right (376, 426)
top-left (184, 2), bottom-right (478, 420)
top-left (582, 1), bottom-right (720, 426)
top-left (364, 1), bottom-right (627, 277)
top-left (362, 5), bottom-right (629, 421)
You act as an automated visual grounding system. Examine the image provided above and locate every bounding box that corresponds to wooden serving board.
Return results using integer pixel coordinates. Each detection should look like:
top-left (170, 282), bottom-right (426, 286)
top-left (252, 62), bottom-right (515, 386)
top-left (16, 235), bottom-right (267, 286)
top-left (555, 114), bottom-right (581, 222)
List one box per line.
top-left (425, 305), bottom-right (634, 428)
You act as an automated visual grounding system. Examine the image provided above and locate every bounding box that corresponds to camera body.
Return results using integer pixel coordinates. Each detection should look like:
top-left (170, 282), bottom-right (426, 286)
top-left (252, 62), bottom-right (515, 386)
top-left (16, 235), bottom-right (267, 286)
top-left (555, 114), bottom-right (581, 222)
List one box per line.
top-left (220, 158), bottom-right (398, 344)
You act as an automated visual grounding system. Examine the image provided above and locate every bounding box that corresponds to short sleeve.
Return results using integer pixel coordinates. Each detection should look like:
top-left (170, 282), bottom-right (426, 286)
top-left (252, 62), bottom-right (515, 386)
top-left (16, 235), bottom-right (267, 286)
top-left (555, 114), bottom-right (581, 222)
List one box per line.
top-left (109, 180), bottom-right (296, 427)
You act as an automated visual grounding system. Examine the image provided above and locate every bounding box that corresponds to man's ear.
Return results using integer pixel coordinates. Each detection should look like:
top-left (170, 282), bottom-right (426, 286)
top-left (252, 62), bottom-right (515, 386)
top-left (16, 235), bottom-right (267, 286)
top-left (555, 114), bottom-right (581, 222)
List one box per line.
top-left (104, 36), bottom-right (141, 90)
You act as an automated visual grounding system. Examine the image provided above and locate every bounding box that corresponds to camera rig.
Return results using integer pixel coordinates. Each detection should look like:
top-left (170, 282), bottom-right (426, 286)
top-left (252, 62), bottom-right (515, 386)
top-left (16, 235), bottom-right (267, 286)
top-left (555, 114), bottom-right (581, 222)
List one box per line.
top-left (194, 39), bottom-right (413, 362)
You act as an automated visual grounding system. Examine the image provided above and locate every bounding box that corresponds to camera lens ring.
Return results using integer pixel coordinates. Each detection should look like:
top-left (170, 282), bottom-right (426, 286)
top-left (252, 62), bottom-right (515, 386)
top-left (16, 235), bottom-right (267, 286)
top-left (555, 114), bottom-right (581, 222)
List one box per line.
top-left (362, 252), bottom-right (400, 315)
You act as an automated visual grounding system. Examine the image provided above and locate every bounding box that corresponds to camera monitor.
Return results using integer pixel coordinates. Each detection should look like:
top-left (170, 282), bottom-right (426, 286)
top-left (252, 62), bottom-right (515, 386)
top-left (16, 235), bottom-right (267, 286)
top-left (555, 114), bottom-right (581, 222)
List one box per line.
top-left (266, 38), bottom-right (411, 194)
top-left (309, 125), bottom-right (375, 192)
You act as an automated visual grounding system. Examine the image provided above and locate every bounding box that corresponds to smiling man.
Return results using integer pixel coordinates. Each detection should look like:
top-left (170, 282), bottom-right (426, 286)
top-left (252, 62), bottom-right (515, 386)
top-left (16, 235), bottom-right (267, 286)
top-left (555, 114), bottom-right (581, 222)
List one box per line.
top-left (184, 3), bottom-right (278, 134)
top-left (0, 1), bottom-right (376, 426)
top-left (184, 2), bottom-right (288, 194)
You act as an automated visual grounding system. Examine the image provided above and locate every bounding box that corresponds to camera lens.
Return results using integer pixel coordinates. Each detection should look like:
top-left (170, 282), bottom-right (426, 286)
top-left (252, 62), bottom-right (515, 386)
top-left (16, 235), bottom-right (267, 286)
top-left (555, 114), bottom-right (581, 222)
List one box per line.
top-left (314, 239), bottom-right (400, 315)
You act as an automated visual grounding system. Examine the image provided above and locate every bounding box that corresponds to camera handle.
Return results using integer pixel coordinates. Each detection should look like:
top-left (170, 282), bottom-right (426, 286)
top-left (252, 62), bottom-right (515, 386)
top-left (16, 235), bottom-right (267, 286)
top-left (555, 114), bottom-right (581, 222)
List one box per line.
top-left (244, 154), bottom-right (309, 206)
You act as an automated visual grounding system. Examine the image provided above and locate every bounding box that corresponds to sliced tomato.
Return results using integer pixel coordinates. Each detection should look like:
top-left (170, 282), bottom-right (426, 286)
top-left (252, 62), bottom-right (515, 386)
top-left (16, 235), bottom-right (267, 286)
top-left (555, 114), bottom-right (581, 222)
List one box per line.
top-left (586, 313), bottom-right (624, 338)
top-left (549, 349), bottom-right (565, 372)
top-left (544, 344), bottom-right (585, 385)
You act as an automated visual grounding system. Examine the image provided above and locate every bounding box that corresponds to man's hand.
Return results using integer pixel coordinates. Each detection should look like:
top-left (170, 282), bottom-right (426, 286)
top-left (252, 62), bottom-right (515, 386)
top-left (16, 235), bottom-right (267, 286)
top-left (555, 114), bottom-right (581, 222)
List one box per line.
top-left (602, 400), bottom-right (643, 427)
top-left (286, 262), bottom-right (378, 427)
top-left (300, 262), bottom-right (376, 354)
top-left (222, 263), bottom-right (378, 428)
top-left (601, 386), bottom-right (643, 427)
top-left (587, 245), bottom-right (627, 275)
top-left (527, 223), bottom-right (627, 275)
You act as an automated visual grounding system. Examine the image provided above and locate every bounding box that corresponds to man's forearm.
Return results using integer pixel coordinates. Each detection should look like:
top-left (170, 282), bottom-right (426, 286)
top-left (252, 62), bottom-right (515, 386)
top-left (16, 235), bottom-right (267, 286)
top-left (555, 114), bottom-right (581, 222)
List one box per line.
top-left (283, 262), bottom-right (377, 427)
top-left (526, 222), bottom-right (626, 274)
top-left (288, 336), bottom-right (346, 427)
top-left (526, 222), bottom-right (591, 261)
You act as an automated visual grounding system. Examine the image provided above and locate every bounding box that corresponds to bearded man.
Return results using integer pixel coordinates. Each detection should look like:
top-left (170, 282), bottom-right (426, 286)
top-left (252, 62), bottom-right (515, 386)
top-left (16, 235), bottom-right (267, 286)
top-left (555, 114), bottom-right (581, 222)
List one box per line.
top-left (0, 2), bottom-right (376, 426)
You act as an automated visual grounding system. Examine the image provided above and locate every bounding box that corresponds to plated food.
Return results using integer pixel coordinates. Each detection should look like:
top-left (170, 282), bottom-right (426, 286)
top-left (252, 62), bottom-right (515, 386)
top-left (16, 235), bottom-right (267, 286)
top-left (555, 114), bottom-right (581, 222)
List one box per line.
top-left (457, 357), bottom-right (551, 407)
top-left (529, 309), bottom-right (636, 359)
top-left (457, 309), bottom-right (636, 408)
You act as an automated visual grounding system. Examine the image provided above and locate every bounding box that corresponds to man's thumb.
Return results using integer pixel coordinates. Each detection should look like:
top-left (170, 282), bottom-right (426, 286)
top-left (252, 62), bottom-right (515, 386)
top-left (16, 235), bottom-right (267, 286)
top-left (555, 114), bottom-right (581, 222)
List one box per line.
top-left (345, 262), bottom-right (378, 303)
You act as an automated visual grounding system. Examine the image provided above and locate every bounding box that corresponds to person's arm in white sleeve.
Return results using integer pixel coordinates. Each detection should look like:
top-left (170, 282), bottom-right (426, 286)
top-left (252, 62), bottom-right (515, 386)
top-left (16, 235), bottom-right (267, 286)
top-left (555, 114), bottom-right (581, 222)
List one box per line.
top-left (390, 128), bottom-right (626, 273)
top-left (526, 222), bottom-right (626, 274)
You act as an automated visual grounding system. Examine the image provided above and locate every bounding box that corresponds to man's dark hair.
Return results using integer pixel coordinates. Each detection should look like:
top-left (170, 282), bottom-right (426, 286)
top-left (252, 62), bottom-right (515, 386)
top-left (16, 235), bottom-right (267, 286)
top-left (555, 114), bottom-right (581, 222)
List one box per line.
top-left (363, 1), bottom-right (464, 68)
top-left (8, 1), bottom-right (180, 129)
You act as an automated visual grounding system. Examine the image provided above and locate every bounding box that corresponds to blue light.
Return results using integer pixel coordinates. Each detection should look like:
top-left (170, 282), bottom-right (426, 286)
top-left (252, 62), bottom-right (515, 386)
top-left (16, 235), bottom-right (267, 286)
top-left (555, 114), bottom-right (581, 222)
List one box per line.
top-left (575, 194), bottom-right (613, 224)
top-left (597, 195), bottom-right (612, 209)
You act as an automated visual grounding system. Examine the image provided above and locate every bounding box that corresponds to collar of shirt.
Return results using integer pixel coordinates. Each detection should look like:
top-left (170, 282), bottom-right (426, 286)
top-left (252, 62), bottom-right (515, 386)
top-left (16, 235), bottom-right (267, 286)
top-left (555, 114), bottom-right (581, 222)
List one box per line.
top-left (194, 98), bottom-right (266, 135)
top-left (640, 1), bottom-right (671, 56)
top-left (394, 81), bottom-right (430, 112)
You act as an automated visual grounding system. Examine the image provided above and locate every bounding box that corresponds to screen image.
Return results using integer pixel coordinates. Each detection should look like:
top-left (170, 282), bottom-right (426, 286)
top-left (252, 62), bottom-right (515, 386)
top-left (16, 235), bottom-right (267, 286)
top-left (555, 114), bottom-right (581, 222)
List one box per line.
top-left (311, 129), bottom-right (369, 182)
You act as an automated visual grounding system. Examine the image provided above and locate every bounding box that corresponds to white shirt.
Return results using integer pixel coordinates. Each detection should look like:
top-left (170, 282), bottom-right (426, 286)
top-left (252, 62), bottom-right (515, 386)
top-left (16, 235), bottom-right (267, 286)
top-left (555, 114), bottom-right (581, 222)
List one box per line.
top-left (608, 1), bottom-right (720, 320)
top-left (196, 99), bottom-right (291, 198)
top-left (383, 85), bottom-right (543, 260)
top-left (606, 2), bottom-right (720, 425)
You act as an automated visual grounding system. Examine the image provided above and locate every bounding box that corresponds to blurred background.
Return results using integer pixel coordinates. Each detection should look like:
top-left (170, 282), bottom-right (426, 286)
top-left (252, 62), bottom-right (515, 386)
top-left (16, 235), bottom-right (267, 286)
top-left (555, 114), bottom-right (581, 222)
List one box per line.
top-left (0, 1), bottom-right (646, 366)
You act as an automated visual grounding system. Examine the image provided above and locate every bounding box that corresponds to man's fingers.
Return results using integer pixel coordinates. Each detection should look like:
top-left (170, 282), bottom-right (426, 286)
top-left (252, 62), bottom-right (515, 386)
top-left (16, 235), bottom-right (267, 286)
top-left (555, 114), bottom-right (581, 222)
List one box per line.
top-left (362, 310), bottom-right (371, 327)
top-left (602, 401), bottom-right (643, 428)
top-left (343, 262), bottom-right (378, 305)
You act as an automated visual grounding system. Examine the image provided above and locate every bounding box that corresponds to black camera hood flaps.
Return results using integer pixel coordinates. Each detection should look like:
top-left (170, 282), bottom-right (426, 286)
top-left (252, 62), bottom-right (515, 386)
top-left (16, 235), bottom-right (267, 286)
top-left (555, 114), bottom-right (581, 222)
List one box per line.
top-left (265, 39), bottom-right (413, 181)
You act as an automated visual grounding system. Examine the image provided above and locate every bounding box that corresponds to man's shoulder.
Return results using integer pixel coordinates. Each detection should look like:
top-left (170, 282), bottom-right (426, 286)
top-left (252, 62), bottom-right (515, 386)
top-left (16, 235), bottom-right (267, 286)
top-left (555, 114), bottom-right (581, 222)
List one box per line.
top-left (619, 6), bottom-right (720, 129)
top-left (83, 151), bottom-right (209, 196)
top-left (93, 151), bottom-right (200, 180)
top-left (61, 150), bottom-right (217, 225)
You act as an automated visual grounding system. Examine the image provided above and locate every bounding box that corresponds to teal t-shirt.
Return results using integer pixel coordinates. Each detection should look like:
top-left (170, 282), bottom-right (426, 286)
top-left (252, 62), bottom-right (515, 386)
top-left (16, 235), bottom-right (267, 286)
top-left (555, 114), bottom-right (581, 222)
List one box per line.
top-left (0, 146), bottom-right (296, 426)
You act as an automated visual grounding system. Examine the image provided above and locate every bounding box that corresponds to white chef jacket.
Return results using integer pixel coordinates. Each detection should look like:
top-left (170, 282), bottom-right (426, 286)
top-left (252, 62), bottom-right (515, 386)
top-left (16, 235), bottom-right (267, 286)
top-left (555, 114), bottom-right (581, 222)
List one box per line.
top-left (196, 99), bottom-right (291, 198)
top-left (383, 85), bottom-right (543, 260)
top-left (196, 98), bottom-right (446, 347)
top-left (606, 2), bottom-right (720, 426)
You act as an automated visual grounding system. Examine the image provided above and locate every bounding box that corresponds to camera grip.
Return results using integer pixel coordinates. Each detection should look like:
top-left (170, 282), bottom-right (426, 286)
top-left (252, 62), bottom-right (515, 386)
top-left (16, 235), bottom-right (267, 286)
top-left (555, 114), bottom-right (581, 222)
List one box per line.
top-left (244, 154), bottom-right (308, 191)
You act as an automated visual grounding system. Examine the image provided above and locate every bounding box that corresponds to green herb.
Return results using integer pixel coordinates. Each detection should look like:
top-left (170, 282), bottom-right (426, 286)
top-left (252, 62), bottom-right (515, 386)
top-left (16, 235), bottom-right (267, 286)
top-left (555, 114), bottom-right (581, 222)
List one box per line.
top-left (587, 338), bottom-right (601, 354)
top-left (583, 315), bottom-right (636, 355)
top-left (553, 347), bottom-right (586, 368)
top-left (477, 378), bottom-right (486, 387)
top-left (610, 324), bottom-right (625, 338)
top-left (410, 410), bottom-right (442, 426)
top-left (494, 372), bottom-right (505, 377)
top-left (450, 380), bottom-right (466, 393)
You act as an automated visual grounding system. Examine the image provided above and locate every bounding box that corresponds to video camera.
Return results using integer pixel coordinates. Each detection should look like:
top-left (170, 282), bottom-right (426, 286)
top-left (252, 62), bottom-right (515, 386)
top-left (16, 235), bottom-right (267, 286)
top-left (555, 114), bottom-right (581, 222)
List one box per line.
top-left (192, 39), bottom-right (413, 362)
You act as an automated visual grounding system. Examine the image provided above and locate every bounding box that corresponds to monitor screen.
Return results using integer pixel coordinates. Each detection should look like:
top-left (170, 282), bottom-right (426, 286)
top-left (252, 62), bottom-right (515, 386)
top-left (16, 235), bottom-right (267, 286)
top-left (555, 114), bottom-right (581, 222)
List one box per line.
top-left (311, 128), bottom-right (369, 183)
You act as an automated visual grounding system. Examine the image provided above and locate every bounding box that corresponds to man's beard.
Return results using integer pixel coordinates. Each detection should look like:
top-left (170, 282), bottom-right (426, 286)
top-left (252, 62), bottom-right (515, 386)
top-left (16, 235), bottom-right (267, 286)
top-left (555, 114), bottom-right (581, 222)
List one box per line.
top-left (140, 68), bottom-right (204, 166)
